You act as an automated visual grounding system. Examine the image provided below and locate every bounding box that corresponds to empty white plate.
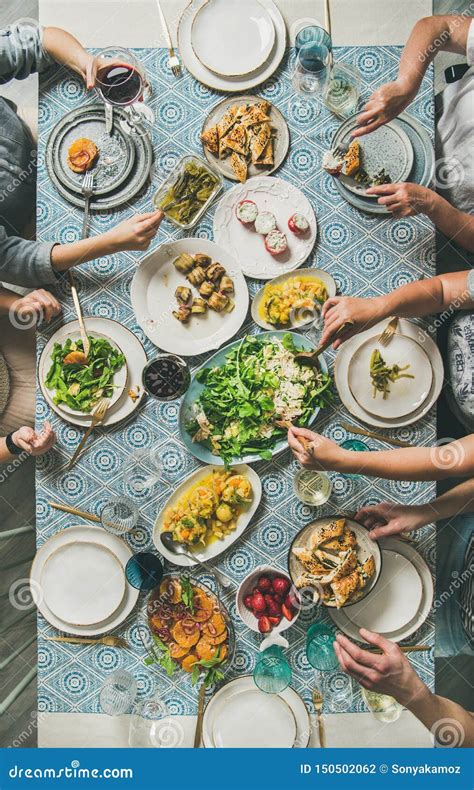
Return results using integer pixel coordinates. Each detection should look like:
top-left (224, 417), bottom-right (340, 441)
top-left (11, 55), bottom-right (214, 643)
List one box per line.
top-left (41, 541), bottom-right (126, 626)
top-left (211, 689), bottom-right (296, 748)
top-left (191, 0), bottom-right (275, 77)
top-left (344, 550), bottom-right (423, 634)
top-left (348, 334), bottom-right (433, 419)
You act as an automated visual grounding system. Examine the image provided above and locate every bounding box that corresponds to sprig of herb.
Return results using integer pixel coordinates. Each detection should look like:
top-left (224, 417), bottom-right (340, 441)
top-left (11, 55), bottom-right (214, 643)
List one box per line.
top-left (180, 576), bottom-right (195, 614)
top-left (145, 634), bottom-right (177, 677)
top-left (190, 648), bottom-right (225, 688)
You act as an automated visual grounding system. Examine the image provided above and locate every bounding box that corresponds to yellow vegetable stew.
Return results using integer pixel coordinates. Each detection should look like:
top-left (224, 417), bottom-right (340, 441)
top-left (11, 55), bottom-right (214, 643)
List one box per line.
top-left (259, 275), bottom-right (328, 326)
top-left (162, 470), bottom-right (253, 549)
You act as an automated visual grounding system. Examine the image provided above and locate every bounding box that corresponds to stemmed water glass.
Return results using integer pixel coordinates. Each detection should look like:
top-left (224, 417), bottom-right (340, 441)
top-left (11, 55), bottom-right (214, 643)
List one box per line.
top-left (128, 695), bottom-right (170, 747)
top-left (93, 46), bottom-right (152, 136)
top-left (100, 669), bottom-right (137, 715)
top-left (122, 447), bottom-right (163, 499)
top-left (290, 42), bottom-right (331, 124)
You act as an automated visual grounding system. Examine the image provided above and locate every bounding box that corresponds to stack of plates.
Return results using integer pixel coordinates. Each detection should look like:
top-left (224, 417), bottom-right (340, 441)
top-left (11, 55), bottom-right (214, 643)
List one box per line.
top-left (202, 676), bottom-right (310, 748)
top-left (330, 537), bottom-right (434, 642)
top-left (332, 113), bottom-right (435, 215)
top-left (335, 319), bottom-right (444, 429)
top-left (45, 104), bottom-right (153, 210)
top-left (178, 0), bottom-right (286, 92)
top-left (31, 526), bottom-right (140, 636)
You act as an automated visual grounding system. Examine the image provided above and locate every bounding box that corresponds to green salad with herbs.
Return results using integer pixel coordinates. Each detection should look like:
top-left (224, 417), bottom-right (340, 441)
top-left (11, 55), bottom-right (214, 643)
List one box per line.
top-left (45, 336), bottom-right (125, 413)
top-left (186, 334), bottom-right (332, 464)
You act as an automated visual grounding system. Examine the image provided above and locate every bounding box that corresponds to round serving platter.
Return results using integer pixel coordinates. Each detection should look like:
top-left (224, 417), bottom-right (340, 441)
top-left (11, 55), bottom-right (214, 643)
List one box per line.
top-left (46, 104), bottom-right (153, 210)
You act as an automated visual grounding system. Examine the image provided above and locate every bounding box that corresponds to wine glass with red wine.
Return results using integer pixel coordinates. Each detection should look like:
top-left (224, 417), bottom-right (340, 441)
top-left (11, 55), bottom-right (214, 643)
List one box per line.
top-left (94, 47), bottom-right (151, 135)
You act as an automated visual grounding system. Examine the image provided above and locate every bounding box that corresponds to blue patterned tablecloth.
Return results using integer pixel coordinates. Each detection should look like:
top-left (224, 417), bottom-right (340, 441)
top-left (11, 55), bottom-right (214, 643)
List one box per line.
top-left (36, 47), bottom-right (436, 718)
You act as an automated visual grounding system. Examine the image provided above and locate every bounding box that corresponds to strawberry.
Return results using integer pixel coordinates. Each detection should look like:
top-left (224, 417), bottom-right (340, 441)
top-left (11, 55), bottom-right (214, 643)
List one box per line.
top-left (267, 598), bottom-right (282, 617)
top-left (273, 594), bottom-right (284, 604)
top-left (282, 603), bottom-right (294, 621)
top-left (272, 577), bottom-right (291, 596)
top-left (243, 594), bottom-right (254, 610)
top-left (258, 616), bottom-right (271, 633)
top-left (257, 575), bottom-right (273, 594)
top-left (252, 592), bottom-right (266, 613)
top-left (284, 592), bottom-right (299, 611)
top-left (264, 594), bottom-right (274, 607)
top-left (268, 615), bottom-right (281, 626)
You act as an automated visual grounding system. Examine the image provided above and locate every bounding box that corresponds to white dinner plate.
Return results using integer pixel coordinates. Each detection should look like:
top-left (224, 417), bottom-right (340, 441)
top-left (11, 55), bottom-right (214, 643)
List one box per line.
top-left (334, 318), bottom-right (444, 429)
top-left (343, 550), bottom-right (423, 633)
top-left (154, 464), bottom-right (261, 566)
top-left (191, 0), bottom-right (275, 77)
top-left (202, 676), bottom-right (310, 748)
top-left (214, 177), bottom-right (317, 280)
top-left (31, 526), bottom-right (140, 637)
top-left (131, 239), bottom-right (249, 357)
top-left (201, 95), bottom-right (290, 182)
top-left (43, 330), bottom-right (128, 418)
top-left (348, 334), bottom-right (433, 419)
top-left (333, 119), bottom-right (414, 197)
top-left (178, 0), bottom-right (286, 92)
top-left (38, 318), bottom-right (147, 427)
top-left (40, 541), bottom-right (126, 626)
top-left (252, 268), bottom-right (336, 330)
top-left (330, 537), bottom-right (434, 643)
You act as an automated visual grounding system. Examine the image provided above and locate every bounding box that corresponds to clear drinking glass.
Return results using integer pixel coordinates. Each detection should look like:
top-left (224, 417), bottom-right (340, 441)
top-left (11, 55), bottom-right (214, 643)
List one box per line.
top-left (128, 695), bottom-right (170, 747)
top-left (293, 469), bottom-right (332, 506)
top-left (123, 448), bottom-right (162, 498)
top-left (100, 496), bottom-right (139, 536)
top-left (323, 671), bottom-right (353, 712)
top-left (291, 42), bottom-right (331, 116)
top-left (253, 645), bottom-right (292, 694)
top-left (295, 25), bottom-right (332, 54)
top-left (325, 62), bottom-right (361, 118)
top-left (125, 552), bottom-right (164, 591)
top-left (94, 46), bottom-right (150, 135)
top-left (306, 622), bottom-right (339, 671)
top-left (362, 688), bottom-right (403, 723)
top-left (100, 670), bottom-right (137, 715)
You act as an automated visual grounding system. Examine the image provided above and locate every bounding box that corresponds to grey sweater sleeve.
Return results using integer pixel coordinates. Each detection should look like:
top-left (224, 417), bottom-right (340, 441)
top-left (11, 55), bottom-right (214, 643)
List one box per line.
top-left (0, 19), bottom-right (53, 83)
top-left (0, 227), bottom-right (57, 287)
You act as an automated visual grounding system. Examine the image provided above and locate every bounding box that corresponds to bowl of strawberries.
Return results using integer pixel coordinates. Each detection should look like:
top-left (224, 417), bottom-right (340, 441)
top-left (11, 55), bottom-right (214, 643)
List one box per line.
top-left (236, 565), bottom-right (301, 635)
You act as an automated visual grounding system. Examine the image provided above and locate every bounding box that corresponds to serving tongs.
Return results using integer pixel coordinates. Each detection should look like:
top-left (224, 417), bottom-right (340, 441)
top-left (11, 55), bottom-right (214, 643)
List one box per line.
top-left (294, 321), bottom-right (354, 367)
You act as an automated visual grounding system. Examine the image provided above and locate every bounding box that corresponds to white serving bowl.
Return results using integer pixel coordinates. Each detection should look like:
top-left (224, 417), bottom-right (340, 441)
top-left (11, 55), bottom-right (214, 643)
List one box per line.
top-left (236, 564), bottom-right (301, 635)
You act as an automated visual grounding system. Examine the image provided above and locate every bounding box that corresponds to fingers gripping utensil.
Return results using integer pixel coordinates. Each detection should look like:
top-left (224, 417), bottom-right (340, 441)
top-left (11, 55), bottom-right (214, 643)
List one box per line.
top-left (294, 321), bottom-right (354, 367)
top-left (274, 419), bottom-right (312, 453)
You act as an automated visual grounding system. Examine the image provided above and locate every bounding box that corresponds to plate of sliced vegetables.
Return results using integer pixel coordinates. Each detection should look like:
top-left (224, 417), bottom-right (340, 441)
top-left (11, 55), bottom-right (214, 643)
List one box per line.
top-left (42, 332), bottom-right (127, 416)
top-left (180, 331), bottom-right (332, 466)
top-left (252, 268), bottom-right (336, 330)
top-left (154, 464), bottom-right (262, 566)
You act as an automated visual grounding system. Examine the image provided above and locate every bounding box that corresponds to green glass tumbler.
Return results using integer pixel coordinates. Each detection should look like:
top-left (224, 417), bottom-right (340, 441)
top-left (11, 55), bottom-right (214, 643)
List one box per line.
top-left (253, 645), bottom-right (292, 694)
top-left (306, 622), bottom-right (339, 671)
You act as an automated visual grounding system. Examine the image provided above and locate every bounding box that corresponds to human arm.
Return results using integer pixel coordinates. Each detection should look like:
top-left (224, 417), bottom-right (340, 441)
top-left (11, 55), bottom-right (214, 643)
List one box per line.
top-left (352, 15), bottom-right (472, 138)
top-left (365, 184), bottom-right (474, 252)
top-left (321, 270), bottom-right (474, 348)
top-left (354, 478), bottom-right (474, 539)
top-left (335, 630), bottom-right (474, 747)
top-left (0, 211), bottom-right (163, 288)
top-left (287, 427), bottom-right (474, 481)
top-left (42, 26), bottom-right (96, 88)
top-left (0, 422), bottom-right (56, 463)
top-left (0, 287), bottom-right (61, 323)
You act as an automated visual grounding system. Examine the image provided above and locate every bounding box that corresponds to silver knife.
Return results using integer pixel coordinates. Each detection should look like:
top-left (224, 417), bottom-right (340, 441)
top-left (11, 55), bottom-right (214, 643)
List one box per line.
top-left (105, 103), bottom-right (113, 136)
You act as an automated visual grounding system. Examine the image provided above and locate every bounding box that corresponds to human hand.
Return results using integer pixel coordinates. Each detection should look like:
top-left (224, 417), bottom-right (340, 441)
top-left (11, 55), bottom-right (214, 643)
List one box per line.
top-left (334, 629), bottom-right (427, 707)
top-left (351, 79), bottom-right (416, 138)
top-left (365, 183), bottom-right (434, 217)
top-left (355, 502), bottom-right (429, 540)
top-left (11, 422), bottom-right (56, 457)
top-left (11, 290), bottom-right (61, 325)
top-left (105, 210), bottom-right (164, 252)
top-left (288, 427), bottom-right (346, 470)
top-left (321, 296), bottom-right (387, 349)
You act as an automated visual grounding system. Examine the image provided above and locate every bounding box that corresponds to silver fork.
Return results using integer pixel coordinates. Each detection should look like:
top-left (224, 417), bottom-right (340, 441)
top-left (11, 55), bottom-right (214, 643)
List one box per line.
top-left (155, 0), bottom-right (182, 77)
top-left (378, 316), bottom-right (399, 347)
top-left (81, 171), bottom-right (95, 238)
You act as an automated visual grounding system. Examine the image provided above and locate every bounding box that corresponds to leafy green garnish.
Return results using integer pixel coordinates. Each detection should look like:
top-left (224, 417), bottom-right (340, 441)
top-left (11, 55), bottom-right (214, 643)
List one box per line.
top-left (180, 576), bottom-right (195, 614)
top-left (150, 635), bottom-right (177, 677)
top-left (191, 648), bottom-right (225, 688)
top-left (187, 334), bottom-right (332, 465)
top-left (45, 336), bottom-right (125, 413)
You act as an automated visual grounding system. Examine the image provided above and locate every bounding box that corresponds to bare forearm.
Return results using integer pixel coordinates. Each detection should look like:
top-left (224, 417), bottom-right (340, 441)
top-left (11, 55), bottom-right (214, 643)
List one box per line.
top-left (428, 194), bottom-right (474, 252)
top-left (421, 478), bottom-right (474, 523)
top-left (377, 270), bottom-right (473, 320)
top-left (42, 27), bottom-right (92, 79)
top-left (333, 437), bottom-right (474, 481)
top-left (397, 16), bottom-right (470, 94)
top-left (406, 686), bottom-right (474, 747)
top-left (51, 234), bottom-right (118, 273)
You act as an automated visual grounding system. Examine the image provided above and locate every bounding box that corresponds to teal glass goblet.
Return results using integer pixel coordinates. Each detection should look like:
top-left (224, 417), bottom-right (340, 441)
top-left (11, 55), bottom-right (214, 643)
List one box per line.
top-left (253, 645), bottom-right (292, 694)
top-left (306, 622), bottom-right (339, 671)
top-left (340, 438), bottom-right (371, 480)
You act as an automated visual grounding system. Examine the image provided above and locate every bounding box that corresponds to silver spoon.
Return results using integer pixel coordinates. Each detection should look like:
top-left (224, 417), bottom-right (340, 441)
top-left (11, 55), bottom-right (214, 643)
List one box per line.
top-left (161, 532), bottom-right (233, 590)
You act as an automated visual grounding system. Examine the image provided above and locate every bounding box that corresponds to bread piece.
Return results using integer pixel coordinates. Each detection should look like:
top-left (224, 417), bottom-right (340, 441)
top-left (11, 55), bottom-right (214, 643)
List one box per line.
top-left (358, 555), bottom-right (376, 587)
top-left (201, 125), bottom-right (219, 156)
top-left (230, 152), bottom-right (248, 183)
top-left (221, 124), bottom-right (247, 156)
top-left (249, 123), bottom-right (271, 163)
top-left (256, 138), bottom-right (274, 166)
top-left (331, 569), bottom-right (360, 608)
top-left (322, 529), bottom-right (357, 552)
top-left (344, 140), bottom-right (360, 177)
top-left (217, 106), bottom-right (238, 139)
top-left (309, 519), bottom-right (346, 549)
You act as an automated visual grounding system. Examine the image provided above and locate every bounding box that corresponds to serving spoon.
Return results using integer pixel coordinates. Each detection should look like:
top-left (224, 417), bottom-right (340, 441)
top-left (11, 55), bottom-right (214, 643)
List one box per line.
top-left (294, 321), bottom-right (354, 367)
top-left (160, 532), bottom-right (233, 590)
